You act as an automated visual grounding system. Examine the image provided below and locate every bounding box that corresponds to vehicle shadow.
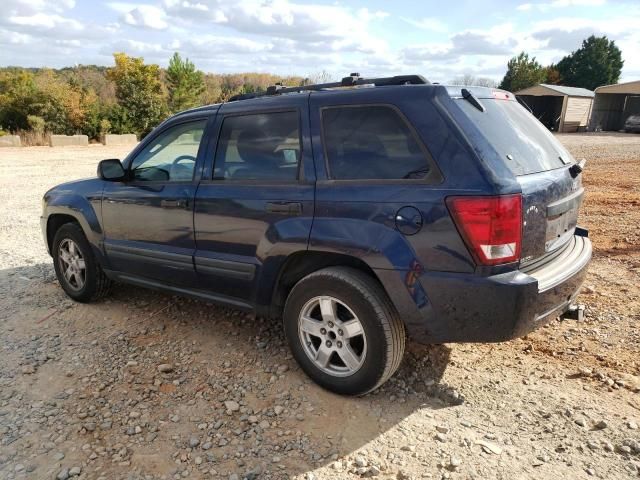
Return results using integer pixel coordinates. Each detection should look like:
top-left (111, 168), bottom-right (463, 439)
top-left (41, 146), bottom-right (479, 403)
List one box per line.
top-left (1, 263), bottom-right (461, 478)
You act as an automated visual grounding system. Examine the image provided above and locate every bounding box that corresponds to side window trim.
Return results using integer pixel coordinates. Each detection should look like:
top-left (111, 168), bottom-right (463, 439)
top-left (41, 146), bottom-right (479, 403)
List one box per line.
top-left (125, 116), bottom-right (210, 184)
top-left (319, 103), bottom-right (442, 184)
top-left (209, 108), bottom-right (303, 184)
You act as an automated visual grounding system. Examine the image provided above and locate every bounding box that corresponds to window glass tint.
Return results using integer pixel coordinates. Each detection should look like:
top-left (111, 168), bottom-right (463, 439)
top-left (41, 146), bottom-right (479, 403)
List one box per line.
top-left (456, 99), bottom-right (573, 175)
top-left (214, 112), bottom-right (300, 180)
top-left (323, 106), bottom-right (431, 180)
top-left (131, 120), bottom-right (206, 182)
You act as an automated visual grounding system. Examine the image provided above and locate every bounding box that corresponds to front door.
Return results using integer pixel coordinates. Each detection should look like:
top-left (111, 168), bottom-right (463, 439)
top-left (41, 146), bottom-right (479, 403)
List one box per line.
top-left (193, 95), bottom-right (315, 306)
top-left (102, 116), bottom-right (210, 286)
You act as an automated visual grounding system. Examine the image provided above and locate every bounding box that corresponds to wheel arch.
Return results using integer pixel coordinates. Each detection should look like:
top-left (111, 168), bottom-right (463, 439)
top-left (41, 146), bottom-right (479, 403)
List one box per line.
top-left (268, 250), bottom-right (383, 317)
top-left (46, 213), bottom-right (80, 253)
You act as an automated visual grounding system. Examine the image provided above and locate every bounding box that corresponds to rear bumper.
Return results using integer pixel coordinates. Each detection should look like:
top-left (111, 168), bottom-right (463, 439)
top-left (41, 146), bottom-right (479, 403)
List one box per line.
top-left (402, 234), bottom-right (592, 344)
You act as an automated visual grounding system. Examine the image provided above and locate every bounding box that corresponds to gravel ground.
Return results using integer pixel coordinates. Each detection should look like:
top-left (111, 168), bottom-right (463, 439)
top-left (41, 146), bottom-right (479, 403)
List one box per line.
top-left (0, 134), bottom-right (639, 480)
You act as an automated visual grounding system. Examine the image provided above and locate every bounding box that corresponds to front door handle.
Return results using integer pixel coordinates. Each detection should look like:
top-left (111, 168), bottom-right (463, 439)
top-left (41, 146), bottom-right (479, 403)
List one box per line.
top-left (160, 199), bottom-right (188, 209)
top-left (265, 202), bottom-right (302, 215)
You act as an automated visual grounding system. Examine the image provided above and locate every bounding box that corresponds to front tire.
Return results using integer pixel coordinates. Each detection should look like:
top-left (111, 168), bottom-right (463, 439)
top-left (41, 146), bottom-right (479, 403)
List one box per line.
top-left (52, 223), bottom-right (112, 302)
top-left (283, 267), bottom-right (405, 396)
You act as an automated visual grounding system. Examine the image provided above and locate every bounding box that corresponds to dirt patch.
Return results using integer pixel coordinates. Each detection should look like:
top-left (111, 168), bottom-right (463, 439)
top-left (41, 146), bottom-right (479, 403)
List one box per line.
top-left (0, 135), bottom-right (639, 479)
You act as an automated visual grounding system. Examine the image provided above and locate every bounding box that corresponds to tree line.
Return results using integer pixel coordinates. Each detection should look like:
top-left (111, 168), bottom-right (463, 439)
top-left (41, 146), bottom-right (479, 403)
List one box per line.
top-left (0, 35), bottom-right (626, 142)
top-left (498, 35), bottom-right (623, 92)
top-left (0, 52), bottom-right (307, 142)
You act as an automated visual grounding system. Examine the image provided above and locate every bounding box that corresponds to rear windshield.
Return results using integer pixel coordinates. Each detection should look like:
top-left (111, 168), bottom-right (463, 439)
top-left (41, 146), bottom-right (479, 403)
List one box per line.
top-left (456, 98), bottom-right (575, 175)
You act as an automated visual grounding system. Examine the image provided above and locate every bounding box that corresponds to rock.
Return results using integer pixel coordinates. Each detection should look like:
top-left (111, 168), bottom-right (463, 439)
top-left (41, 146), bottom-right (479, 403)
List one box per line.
top-left (258, 420), bottom-right (269, 429)
top-left (436, 425), bottom-right (449, 434)
top-left (274, 405), bottom-right (284, 415)
top-left (189, 437), bottom-right (200, 448)
top-left (364, 465), bottom-right (381, 477)
top-left (53, 452), bottom-right (65, 461)
top-left (401, 445), bottom-right (415, 452)
top-left (224, 400), bottom-right (240, 412)
top-left (628, 421), bottom-right (638, 430)
top-left (202, 442), bottom-right (212, 450)
top-left (435, 433), bottom-right (447, 443)
top-left (354, 455), bottom-right (368, 468)
top-left (248, 415), bottom-right (259, 423)
top-left (69, 466), bottom-right (82, 476)
top-left (276, 364), bottom-right (289, 374)
top-left (157, 364), bottom-right (174, 373)
top-left (582, 285), bottom-right (596, 294)
top-left (195, 456), bottom-right (202, 465)
top-left (476, 440), bottom-right (503, 455)
top-left (57, 468), bottom-right (70, 480)
top-left (593, 420), bottom-right (607, 430)
top-left (575, 418), bottom-right (586, 427)
top-left (449, 456), bottom-right (462, 468)
top-left (21, 365), bottom-right (36, 374)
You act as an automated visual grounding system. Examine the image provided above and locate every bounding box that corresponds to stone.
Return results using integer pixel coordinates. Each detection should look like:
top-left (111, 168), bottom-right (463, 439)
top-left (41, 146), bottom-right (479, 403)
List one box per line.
top-left (354, 455), bottom-right (368, 468)
top-left (57, 468), bottom-right (70, 480)
top-left (69, 466), bottom-right (82, 476)
top-left (21, 365), bottom-right (36, 374)
top-left (225, 401), bottom-right (240, 412)
top-left (476, 440), bottom-right (503, 455)
top-left (593, 420), bottom-right (607, 430)
top-left (189, 437), bottom-right (200, 448)
top-left (627, 421), bottom-right (638, 430)
top-left (436, 425), bottom-right (449, 434)
top-left (158, 364), bottom-right (174, 373)
top-left (274, 405), bottom-right (284, 415)
top-left (277, 364), bottom-right (289, 374)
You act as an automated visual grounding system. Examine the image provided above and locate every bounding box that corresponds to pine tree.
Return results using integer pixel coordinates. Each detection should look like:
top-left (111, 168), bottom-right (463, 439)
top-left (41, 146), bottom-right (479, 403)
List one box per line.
top-left (166, 53), bottom-right (205, 113)
top-left (498, 52), bottom-right (546, 92)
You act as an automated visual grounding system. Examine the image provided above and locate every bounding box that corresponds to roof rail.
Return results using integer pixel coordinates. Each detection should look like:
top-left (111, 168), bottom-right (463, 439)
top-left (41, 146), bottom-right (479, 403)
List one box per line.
top-left (228, 73), bottom-right (429, 101)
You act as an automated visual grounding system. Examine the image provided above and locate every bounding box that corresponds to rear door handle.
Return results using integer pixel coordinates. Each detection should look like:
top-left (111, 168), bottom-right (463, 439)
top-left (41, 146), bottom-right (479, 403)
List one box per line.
top-left (265, 202), bottom-right (302, 215)
top-left (160, 199), bottom-right (188, 209)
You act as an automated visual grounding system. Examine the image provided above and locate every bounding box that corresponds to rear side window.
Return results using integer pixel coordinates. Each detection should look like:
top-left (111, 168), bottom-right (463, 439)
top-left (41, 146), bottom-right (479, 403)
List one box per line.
top-left (456, 98), bottom-right (574, 175)
top-left (214, 111), bottom-right (300, 181)
top-left (322, 105), bottom-right (433, 180)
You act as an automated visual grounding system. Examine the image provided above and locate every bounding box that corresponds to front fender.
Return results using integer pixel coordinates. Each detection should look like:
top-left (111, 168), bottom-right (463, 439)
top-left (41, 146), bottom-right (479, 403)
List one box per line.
top-left (42, 180), bottom-right (105, 262)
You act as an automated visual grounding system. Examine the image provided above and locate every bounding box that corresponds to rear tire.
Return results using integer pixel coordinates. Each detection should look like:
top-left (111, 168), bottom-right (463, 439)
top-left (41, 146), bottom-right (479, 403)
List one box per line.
top-left (283, 267), bottom-right (405, 396)
top-left (52, 223), bottom-right (112, 302)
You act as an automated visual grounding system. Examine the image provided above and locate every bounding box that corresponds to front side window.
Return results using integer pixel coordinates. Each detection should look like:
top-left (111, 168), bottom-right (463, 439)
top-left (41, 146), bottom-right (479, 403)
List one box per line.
top-left (322, 105), bottom-right (432, 180)
top-left (130, 120), bottom-right (207, 182)
top-left (214, 111), bottom-right (300, 181)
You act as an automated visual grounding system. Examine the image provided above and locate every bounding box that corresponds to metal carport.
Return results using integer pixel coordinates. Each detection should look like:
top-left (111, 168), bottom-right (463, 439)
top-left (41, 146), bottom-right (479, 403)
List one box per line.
top-left (588, 80), bottom-right (640, 132)
top-left (515, 84), bottom-right (594, 133)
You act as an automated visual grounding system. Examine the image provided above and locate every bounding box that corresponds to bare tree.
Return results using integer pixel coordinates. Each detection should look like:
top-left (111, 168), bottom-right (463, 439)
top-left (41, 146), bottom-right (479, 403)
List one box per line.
top-left (449, 74), bottom-right (498, 88)
top-left (303, 70), bottom-right (335, 85)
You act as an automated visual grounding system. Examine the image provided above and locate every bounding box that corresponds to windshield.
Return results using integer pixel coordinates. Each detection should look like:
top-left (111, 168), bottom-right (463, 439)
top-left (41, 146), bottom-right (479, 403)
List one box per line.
top-left (456, 98), bottom-right (575, 175)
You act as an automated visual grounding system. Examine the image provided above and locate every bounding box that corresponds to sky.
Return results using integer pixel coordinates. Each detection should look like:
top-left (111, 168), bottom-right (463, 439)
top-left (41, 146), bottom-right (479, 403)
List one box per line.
top-left (0, 0), bottom-right (639, 84)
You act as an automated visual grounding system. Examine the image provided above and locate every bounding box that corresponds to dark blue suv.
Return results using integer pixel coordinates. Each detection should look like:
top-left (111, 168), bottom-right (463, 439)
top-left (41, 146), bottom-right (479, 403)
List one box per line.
top-left (41, 74), bottom-right (591, 395)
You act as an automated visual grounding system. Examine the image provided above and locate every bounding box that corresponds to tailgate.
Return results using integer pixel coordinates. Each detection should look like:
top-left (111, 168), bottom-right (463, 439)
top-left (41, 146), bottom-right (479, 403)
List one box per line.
top-left (452, 91), bottom-right (585, 264)
top-left (518, 167), bottom-right (583, 264)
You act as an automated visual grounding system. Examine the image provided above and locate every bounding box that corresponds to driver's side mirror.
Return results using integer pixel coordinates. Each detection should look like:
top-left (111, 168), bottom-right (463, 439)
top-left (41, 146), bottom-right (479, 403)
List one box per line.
top-left (97, 159), bottom-right (126, 181)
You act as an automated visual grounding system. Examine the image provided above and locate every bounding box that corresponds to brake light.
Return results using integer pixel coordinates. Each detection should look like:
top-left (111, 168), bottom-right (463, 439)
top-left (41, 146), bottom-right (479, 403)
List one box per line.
top-left (446, 194), bottom-right (522, 265)
top-left (492, 90), bottom-right (511, 100)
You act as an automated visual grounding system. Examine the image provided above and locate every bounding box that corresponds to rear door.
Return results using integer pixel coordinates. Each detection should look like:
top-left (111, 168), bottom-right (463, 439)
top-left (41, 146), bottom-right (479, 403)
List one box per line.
top-left (193, 95), bottom-right (315, 306)
top-left (454, 94), bottom-right (584, 264)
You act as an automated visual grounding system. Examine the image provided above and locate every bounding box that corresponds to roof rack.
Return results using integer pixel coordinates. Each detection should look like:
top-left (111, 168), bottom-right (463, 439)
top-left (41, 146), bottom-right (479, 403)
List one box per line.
top-left (228, 73), bottom-right (429, 101)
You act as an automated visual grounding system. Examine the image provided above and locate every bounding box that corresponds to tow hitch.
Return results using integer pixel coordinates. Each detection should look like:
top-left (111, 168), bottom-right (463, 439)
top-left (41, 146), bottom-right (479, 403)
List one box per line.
top-left (561, 304), bottom-right (585, 322)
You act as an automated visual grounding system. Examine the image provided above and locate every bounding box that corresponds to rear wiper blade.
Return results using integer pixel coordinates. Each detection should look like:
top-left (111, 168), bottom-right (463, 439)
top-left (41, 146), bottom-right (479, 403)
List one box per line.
top-left (569, 158), bottom-right (586, 178)
top-left (461, 88), bottom-right (485, 112)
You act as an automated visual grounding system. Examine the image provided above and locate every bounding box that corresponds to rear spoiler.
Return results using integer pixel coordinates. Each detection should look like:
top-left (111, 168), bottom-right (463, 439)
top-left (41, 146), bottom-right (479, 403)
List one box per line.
top-left (445, 86), bottom-right (516, 101)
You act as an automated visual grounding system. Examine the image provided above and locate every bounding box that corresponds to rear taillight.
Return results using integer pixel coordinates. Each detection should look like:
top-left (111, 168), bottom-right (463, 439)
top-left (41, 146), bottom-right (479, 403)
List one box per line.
top-left (446, 194), bottom-right (522, 265)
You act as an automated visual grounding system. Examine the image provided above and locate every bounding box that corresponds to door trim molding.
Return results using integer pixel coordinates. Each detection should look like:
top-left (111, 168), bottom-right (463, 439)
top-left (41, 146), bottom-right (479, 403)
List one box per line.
top-left (194, 256), bottom-right (256, 281)
top-left (105, 242), bottom-right (194, 271)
